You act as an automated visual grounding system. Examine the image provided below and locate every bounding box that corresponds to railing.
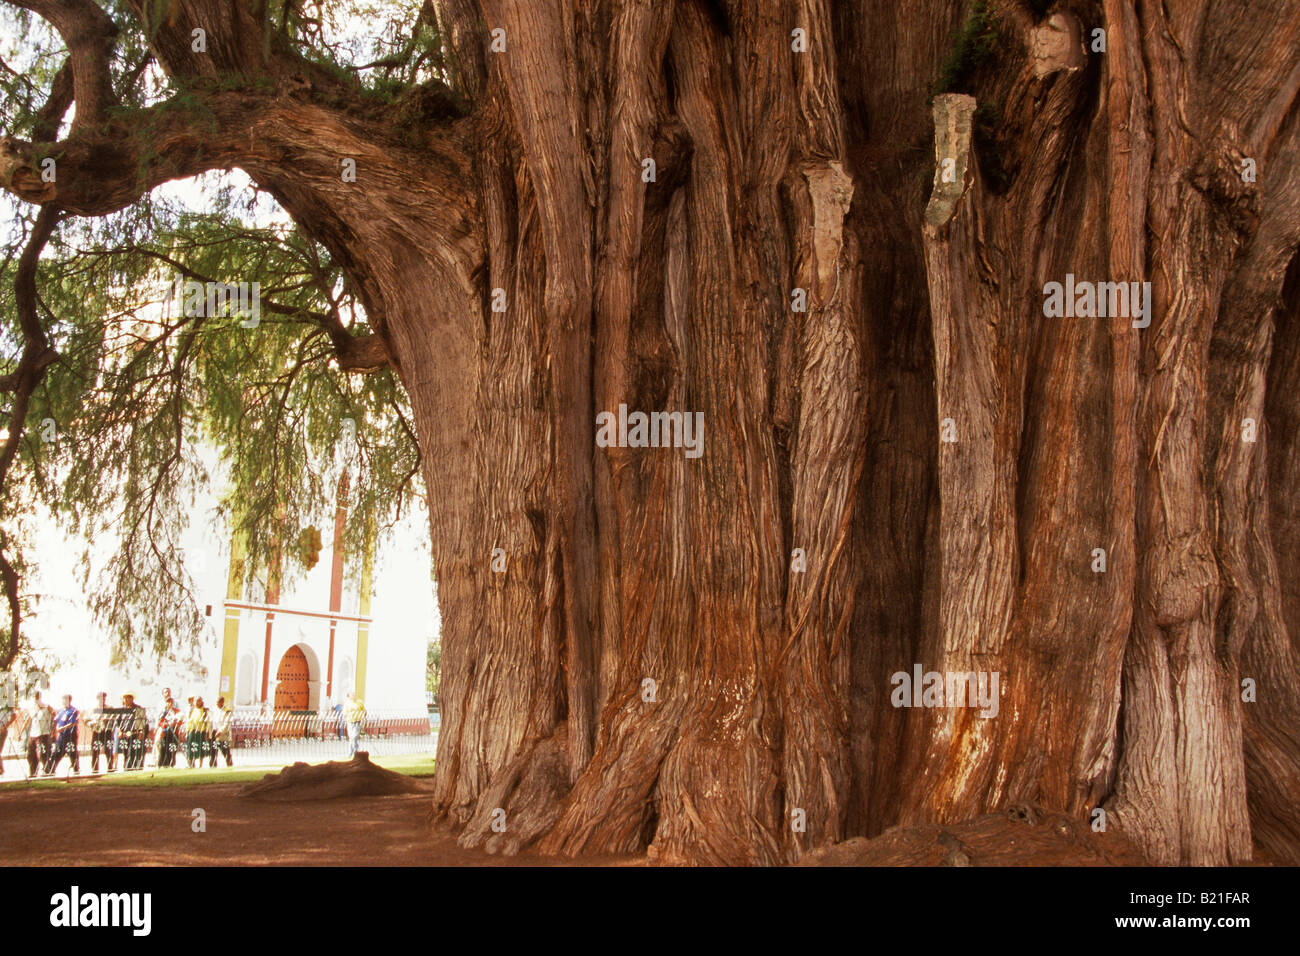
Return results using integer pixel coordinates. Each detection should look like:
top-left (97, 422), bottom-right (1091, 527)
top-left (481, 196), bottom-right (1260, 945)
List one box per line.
top-left (230, 707), bottom-right (440, 765)
top-left (0, 706), bottom-right (439, 778)
top-left (230, 707), bottom-right (434, 748)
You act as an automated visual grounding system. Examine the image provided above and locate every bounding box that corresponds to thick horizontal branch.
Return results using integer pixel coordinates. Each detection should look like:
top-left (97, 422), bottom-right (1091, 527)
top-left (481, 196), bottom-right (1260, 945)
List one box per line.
top-left (0, 87), bottom-right (270, 214)
top-left (1, 73), bottom-right (468, 218)
top-left (320, 323), bottom-right (390, 372)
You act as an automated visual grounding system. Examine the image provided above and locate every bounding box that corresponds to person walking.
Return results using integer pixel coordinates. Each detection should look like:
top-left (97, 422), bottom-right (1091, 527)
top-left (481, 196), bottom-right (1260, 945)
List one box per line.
top-left (88, 691), bottom-right (115, 773)
top-left (117, 693), bottom-right (148, 770)
top-left (199, 697), bottom-right (214, 765)
top-left (47, 694), bottom-right (81, 774)
top-left (211, 697), bottom-right (233, 767)
top-left (182, 696), bottom-right (198, 767)
top-left (24, 691), bottom-right (55, 776)
top-left (344, 692), bottom-right (366, 757)
top-left (185, 697), bottom-right (210, 767)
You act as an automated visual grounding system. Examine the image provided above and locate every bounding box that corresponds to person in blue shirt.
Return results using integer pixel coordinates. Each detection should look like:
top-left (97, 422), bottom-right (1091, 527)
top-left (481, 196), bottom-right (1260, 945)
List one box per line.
top-left (48, 694), bottom-right (80, 774)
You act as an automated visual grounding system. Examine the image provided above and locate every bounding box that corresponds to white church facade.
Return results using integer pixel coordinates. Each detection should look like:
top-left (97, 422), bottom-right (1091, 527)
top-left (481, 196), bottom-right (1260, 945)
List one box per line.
top-left (213, 477), bottom-right (432, 717)
top-left (19, 472), bottom-right (436, 720)
top-left (217, 478), bottom-right (376, 714)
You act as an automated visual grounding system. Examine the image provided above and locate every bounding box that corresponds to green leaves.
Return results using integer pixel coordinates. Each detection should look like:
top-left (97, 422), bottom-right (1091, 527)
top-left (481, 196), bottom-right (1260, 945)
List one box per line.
top-left (426, 639), bottom-right (440, 697)
top-left (1, 186), bottom-right (420, 664)
top-left (0, 0), bottom-right (449, 670)
top-left (933, 0), bottom-right (1001, 98)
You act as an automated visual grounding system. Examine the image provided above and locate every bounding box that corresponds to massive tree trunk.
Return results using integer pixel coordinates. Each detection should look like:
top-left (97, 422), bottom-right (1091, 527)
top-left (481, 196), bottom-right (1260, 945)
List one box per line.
top-left (6, 0), bottom-right (1300, 864)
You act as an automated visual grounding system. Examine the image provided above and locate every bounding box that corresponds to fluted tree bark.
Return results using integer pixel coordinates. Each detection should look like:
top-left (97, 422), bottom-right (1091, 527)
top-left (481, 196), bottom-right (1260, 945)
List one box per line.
top-left (5, 0), bottom-right (1300, 865)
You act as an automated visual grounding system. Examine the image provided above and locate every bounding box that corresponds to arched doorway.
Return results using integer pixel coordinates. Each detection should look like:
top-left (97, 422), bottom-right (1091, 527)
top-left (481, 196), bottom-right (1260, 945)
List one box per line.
top-left (272, 643), bottom-right (321, 738)
top-left (274, 645), bottom-right (311, 710)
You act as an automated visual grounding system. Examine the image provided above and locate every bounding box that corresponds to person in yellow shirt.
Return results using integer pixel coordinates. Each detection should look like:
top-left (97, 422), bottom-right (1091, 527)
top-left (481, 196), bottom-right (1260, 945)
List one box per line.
top-left (185, 697), bottom-right (211, 768)
top-left (344, 692), bottom-right (366, 756)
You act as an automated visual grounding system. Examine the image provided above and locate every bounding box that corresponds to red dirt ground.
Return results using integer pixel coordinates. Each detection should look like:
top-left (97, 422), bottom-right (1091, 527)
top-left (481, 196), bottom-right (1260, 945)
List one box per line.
top-left (0, 779), bottom-right (1166, 867)
top-left (0, 781), bottom-right (637, 866)
top-left (797, 804), bottom-right (1151, 866)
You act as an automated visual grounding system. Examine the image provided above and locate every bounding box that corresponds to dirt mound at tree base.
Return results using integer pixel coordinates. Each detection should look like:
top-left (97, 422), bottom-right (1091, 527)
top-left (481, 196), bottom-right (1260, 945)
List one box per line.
top-left (239, 753), bottom-right (430, 802)
top-left (798, 804), bottom-right (1150, 866)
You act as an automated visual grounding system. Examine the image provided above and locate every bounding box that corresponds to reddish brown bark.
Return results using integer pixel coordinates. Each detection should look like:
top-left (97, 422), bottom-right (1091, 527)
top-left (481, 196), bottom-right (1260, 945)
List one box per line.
top-left (5, 0), bottom-right (1300, 865)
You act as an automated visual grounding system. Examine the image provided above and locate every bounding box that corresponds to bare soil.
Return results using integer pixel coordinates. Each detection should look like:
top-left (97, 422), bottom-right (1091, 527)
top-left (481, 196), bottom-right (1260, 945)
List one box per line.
top-left (0, 772), bottom-right (634, 867)
top-left (239, 753), bottom-right (429, 801)
top-left (0, 772), bottom-right (1159, 867)
top-left (798, 804), bottom-right (1151, 866)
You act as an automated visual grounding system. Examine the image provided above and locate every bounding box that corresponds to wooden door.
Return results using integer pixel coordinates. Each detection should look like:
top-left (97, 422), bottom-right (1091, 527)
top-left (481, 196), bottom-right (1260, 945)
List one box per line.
top-left (274, 645), bottom-right (310, 711)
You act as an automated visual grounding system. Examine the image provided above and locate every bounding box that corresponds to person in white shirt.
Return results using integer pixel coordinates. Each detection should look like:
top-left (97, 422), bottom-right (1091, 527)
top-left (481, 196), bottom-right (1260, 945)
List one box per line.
top-left (25, 691), bottom-right (55, 776)
top-left (344, 693), bottom-right (366, 757)
top-left (211, 697), bottom-right (234, 767)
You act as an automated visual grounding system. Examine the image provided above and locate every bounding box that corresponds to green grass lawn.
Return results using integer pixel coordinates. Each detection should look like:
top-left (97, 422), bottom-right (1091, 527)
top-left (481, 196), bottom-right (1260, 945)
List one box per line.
top-left (0, 753), bottom-right (435, 792)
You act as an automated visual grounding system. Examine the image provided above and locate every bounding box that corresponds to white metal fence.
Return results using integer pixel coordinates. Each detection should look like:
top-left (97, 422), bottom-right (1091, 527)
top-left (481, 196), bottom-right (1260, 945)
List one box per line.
top-left (0, 706), bottom-right (439, 778)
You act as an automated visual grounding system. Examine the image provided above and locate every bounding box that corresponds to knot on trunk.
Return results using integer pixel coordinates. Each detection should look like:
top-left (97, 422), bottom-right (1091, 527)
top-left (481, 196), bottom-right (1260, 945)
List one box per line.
top-left (1007, 803), bottom-right (1039, 825)
top-left (0, 137), bottom-right (56, 204)
top-left (1190, 128), bottom-right (1262, 241)
top-left (1029, 13), bottom-right (1085, 78)
top-left (938, 829), bottom-right (972, 866)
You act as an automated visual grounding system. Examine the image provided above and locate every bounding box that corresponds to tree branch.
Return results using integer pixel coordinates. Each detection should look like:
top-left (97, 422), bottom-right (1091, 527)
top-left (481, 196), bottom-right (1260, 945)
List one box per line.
top-left (0, 85), bottom-right (267, 214)
top-left (6, 0), bottom-right (118, 130)
top-left (124, 245), bottom-right (391, 372)
top-left (31, 57), bottom-right (73, 142)
top-left (0, 545), bottom-right (22, 670)
top-left (0, 204), bottom-right (59, 670)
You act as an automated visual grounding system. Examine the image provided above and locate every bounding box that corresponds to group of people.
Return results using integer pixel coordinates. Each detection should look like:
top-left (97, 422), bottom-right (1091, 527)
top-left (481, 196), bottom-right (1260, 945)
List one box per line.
top-left (2, 684), bottom-right (370, 778)
top-left (144, 687), bottom-right (236, 771)
top-left (2, 686), bottom-right (234, 778)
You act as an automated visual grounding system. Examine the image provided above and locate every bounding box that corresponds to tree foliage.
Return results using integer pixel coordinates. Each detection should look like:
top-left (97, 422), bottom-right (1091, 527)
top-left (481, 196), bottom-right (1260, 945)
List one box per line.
top-left (6, 0), bottom-right (1300, 870)
top-left (0, 0), bottom-right (440, 668)
top-left (425, 638), bottom-right (439, 698)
